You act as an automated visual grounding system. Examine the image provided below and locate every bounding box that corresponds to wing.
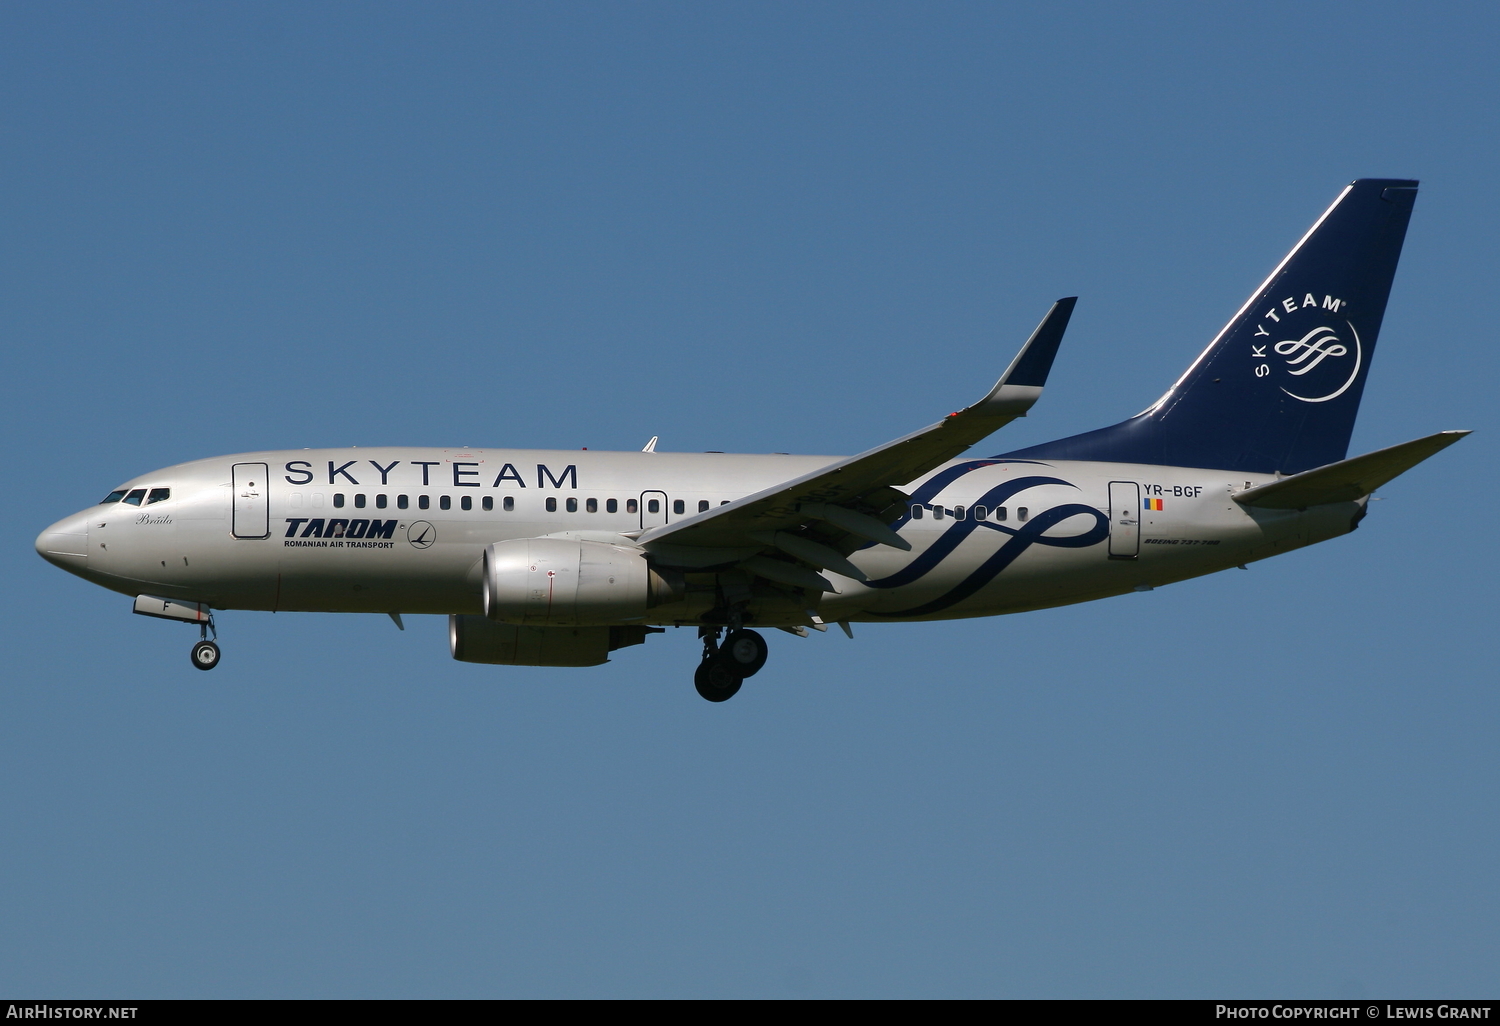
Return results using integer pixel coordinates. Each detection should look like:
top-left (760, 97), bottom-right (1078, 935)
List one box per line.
top-left (638, 298), bottom-right (1077, 588)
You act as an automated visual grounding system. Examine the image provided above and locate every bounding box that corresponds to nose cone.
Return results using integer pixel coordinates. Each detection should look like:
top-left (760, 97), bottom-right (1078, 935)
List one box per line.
top-left (36, 510), bottom-right (91, 573)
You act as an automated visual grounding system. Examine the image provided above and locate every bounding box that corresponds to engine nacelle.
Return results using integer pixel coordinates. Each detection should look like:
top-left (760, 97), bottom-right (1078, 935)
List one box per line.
top-left (483, 537), bottom-right (671, 626)
top-left (449, 616), bottom-right (663, 667)
top-left (450, 615), bottom-right (610, 666)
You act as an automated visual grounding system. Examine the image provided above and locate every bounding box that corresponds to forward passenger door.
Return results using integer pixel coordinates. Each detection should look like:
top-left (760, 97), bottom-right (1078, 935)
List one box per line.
top-left (232, 463), bottom-right (270, 539)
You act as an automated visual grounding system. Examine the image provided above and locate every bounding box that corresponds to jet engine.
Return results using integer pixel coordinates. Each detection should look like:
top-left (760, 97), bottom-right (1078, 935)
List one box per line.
top-left (450, 616), bottom-right (609, 666)
top-left (482, 538), bottom-right (678, 626)
top-left (449, 616), bottom-right (663, 667)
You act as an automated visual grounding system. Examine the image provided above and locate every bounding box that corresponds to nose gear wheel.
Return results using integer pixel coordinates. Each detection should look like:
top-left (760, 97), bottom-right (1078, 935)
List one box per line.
top-left (190, 639), bottom-right (221, 671)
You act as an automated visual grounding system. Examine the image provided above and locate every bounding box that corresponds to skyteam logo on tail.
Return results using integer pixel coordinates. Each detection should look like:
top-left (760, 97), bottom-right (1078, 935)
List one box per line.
top-left (1276, 326), bottom-right (1346, 376)
top-left (1253, 293), bottom-right (1362, 404)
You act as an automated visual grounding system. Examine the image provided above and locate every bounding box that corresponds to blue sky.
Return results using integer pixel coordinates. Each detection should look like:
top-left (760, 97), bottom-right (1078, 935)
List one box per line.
top-left (2, 1), bottom-right (1496, 997)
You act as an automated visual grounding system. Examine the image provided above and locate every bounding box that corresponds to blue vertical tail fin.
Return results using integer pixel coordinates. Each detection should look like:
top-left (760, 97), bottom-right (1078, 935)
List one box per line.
top-left (1007, 179), bottom-right (1418, 474)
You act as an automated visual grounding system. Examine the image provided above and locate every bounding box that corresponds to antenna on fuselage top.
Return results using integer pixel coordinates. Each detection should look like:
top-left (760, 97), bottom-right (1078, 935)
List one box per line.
top-left (642, 436), bottom-right (659, 453)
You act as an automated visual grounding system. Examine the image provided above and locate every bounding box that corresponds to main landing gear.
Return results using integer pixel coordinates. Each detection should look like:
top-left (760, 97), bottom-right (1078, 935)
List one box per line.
top-left (189, 617), bottom-right (220, 671)
top-left (694, 627), bottom-right (768, 702)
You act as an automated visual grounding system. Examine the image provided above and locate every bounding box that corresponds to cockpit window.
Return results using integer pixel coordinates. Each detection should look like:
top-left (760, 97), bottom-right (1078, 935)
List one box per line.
top-left (147, 488), bottom-right (170, 504)
top-left (122, 489), bottom-right (147, 506)
top-left (101, 489), bottom-right (129, 504)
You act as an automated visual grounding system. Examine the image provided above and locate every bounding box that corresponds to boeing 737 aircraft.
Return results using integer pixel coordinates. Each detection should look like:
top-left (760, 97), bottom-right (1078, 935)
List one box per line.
top-left (37, 179), bottom-right (1467, 700)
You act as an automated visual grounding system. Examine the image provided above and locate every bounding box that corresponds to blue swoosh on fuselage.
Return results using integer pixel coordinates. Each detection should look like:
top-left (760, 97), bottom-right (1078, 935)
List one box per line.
top-left (867, 475), bottom-right (1074, 589)
top-left (863, 463), bottom-right (1109, 617)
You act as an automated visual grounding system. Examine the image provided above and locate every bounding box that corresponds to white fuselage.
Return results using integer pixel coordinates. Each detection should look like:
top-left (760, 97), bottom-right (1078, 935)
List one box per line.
top-left (38, 446), bottom-right (1362, 626)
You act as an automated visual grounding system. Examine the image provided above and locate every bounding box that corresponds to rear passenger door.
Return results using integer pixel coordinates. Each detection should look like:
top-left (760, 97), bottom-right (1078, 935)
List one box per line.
top-left (1108, 480), bottom-right (1140, 560)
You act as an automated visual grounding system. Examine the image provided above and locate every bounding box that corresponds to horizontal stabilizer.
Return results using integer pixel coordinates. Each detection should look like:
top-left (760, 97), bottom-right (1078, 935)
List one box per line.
top-left (1233, 430), bottom-right (1469, 509)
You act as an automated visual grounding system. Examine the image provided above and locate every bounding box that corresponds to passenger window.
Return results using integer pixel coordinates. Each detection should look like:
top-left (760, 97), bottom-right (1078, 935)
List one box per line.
top-left (546, 497), bottom-right (557, 512)
top-left (953, 505), bottom-right (965, 521)
top-left (290, 492), bottom-right (304, 510)
top-left (586, 498), bottom-right (597, 513)
top-left (647, 499), bottom-right (659, 514)
top-left (606, 498), bottom-right (617, 513)
top-left (627, 498), bottom-right (638, 514)
top-left (503, 496), bottom-right (514, 512)
top-left (100, 489), bottom-right (128, 504)
top-left (566, 497), bottom-right (578, 512)
top-left (461, 495), bottom-right (472, 511)
top-left (146, 488), bottom-right (171, 504)
top-left (973, 505), bottom-right (988, 520)
top-left (440, 496), bottom-right (452, 511)
top-left (720, 500), bottom-right (729, 505)
top-left (376, 494), bottom-right (388, 509)
top-left (1018, 507), bottom-right (1029, 521)
top-left (333, 493), bottom-right (345, 508)
top-left (122, 489), bottom-right (147, 506)
top-left (932, 505), bottom-right (944, 520)
top-left (673, 499), bottom-right (685, 515)
top-left (397, 495), bottom-right (409, 509)
top-left (418, 495), bottom-right (430, 510)
top-left (996, 507), bottom-right (1007, 521)
top-left (910, 504), bottom-right (924, 519)
top-left (354, 494), bottom-right (367, 508)
top-left (312, 492), bottom-right (325, 509)
top-left (698, 500), bottom-right (709, 513)
top-left (482, 496), bottom-right (493, 512)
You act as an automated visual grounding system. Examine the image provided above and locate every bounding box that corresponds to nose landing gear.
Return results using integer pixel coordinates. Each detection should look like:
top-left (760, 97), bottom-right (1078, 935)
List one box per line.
top-left (693, 627), bottom-right (768, 702)
top-left (189, 616), bottom-right (220, 671)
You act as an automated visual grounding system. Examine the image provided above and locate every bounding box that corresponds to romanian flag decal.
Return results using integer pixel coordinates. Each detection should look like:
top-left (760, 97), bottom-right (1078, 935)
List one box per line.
top-left (1146, 498), bottom-right (1165, 511)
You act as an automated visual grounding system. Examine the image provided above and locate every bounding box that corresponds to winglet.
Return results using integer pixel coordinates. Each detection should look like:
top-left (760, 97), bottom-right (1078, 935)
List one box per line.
top-left (969, 297), bottom-right (1077, 418)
